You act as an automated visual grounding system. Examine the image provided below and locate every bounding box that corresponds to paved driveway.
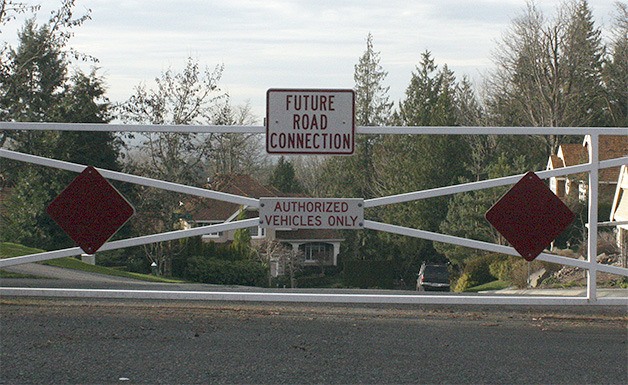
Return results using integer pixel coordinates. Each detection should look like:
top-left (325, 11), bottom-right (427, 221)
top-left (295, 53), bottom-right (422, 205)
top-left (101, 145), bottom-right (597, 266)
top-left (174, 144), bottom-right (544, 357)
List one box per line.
top-left (2, 263), bottom-right (146, 284)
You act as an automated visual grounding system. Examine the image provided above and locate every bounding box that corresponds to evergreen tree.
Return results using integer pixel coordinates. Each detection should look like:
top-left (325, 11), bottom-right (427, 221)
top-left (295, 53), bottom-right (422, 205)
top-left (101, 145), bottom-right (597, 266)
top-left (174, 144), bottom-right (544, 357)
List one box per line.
top-left (320, 33), bottom-right (392, 200)
top-left (455, 76), bottom-right (483, 127)
top-left (2, 19), bottom-right (65, 124)
top-left (377, 51), bottom-right (471, 210)
top-left (372, 51), bottom-right (472, 276)
top-left (603, 3), bottom-right (628, 127)
top-left (55, 70), bottom-right (119, 169)
top-left (1, 19), bottom-right (65, 157)
top-left (561, 0), bottom-right (606, 127)
top-left (354, 32), bottom-right (393, 127)
top-left (317, 33), bottom-right (392, 264)
top-left (455, 76), bottom-right (498, 181)
top-left (0, 8), bottom-right (119, 250)
top-left (435, 154), bottom-right (529, 267)
top-left (269, 156), bottom-right (302, 194)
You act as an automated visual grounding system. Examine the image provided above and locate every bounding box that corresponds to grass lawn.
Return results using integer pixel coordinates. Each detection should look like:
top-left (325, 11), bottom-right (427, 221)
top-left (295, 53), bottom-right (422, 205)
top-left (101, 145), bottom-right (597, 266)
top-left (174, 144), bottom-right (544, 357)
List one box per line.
top-left (0, 242), bottom-right (44, 258)
top-left (464, 280), bottom-right (511, 292)
top-left (0, 243), bottom-right (46, 278)
top-left (0, 242), bottom-right (184, 283)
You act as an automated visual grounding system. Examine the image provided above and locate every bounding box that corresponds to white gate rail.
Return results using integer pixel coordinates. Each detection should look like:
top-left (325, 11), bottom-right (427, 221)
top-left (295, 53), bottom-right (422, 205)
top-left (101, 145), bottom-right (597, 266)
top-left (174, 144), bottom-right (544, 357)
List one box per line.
top-left (0, 218), bottom-right (261, 267)
top-left (0, 148), bottom-right (259, 207)
top-left (1, 122), bottom-right (627, 305)
top-left (1, 287), bottom-right (626, 306)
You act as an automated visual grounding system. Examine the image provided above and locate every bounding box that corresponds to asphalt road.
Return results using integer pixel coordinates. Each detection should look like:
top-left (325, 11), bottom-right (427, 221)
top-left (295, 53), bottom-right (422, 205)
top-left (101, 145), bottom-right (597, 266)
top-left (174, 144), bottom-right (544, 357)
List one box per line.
top-left (1, 297), bottom-right (627, 385)
top-left (1, 265), bottom-right (627, 384)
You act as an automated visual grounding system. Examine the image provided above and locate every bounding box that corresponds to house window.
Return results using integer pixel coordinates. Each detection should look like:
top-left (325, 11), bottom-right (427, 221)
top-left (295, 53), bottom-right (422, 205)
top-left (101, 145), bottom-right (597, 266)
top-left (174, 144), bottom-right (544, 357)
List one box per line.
top-left (300, 242), bottom-right (333, 263)
top-left (579, 183), bottom-right (588, 202)
top-left (250, 226), bottom-right (266, 239)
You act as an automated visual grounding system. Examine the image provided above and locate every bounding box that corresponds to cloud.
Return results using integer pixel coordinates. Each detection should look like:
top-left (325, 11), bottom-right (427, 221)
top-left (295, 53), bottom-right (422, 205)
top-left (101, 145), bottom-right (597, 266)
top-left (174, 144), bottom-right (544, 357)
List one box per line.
top-left (3, 0), bottom-right (619, 123)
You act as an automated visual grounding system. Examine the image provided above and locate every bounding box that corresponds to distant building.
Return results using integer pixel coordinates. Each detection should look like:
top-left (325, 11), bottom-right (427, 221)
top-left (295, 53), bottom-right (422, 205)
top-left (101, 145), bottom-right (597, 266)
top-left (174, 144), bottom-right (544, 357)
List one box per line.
top-left (547, 135), bottom-right (628, 203)
top-left (610, 165), bottom-right (628, 265)
top-left (547, 143), bottom-right (587, 199)
top-left (185, 174), bottom-right (343, 276)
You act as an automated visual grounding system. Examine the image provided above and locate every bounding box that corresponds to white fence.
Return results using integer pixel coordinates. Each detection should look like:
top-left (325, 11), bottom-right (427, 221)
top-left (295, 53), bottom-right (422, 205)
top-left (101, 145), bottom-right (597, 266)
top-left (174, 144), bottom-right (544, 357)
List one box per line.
top-left (1, 122), bottom-right (627, 305)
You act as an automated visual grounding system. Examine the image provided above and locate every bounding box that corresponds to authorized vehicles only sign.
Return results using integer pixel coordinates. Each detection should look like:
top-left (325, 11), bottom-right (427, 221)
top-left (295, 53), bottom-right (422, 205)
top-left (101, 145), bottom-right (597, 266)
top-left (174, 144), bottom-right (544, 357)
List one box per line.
top-left (266, 89), bottom-right (355, 155)
top-left (259, 198), bottom-right (364, 229)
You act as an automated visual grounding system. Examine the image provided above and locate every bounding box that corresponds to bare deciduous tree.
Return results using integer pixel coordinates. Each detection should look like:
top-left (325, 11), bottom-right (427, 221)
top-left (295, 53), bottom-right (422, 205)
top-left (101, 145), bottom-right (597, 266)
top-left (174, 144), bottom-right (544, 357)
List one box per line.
top-left (254, 240), bottom-right (303, 288)
top-left (117, 57), bottom-right (226, 275)
top-left (209, 98), bottom-right (267, 176)
top-left (487, 0), bottom-right (607, 156)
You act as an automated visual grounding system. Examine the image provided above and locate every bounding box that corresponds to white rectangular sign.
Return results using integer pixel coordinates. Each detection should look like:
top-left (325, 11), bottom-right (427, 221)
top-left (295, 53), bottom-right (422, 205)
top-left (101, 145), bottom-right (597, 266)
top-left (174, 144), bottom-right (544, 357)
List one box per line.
top-left (259, 198), bottom-right (364, 229)
top-left (266, 89), bottom-right (355, 155)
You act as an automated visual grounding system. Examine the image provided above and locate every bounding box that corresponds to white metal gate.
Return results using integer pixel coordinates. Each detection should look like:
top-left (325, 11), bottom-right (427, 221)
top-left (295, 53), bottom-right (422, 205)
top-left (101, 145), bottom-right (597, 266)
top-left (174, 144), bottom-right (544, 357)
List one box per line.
top-left (1, 122), bottom-right (627, 305)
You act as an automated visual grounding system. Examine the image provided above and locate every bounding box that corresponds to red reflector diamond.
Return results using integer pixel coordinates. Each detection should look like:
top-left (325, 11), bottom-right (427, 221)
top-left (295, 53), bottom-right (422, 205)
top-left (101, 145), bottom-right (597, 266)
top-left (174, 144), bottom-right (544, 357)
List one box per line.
top-left (485, 172), bottom-right (575, 261)
top-left (46, 166), bottom-right (134, 254)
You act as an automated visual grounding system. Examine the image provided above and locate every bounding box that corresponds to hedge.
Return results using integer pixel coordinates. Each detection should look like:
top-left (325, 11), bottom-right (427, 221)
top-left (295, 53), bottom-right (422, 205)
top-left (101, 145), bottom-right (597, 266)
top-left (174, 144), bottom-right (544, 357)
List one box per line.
top-left (343, 260), bottom-right (394, 289)
top-left (183, 256), bottom-right (266, 286)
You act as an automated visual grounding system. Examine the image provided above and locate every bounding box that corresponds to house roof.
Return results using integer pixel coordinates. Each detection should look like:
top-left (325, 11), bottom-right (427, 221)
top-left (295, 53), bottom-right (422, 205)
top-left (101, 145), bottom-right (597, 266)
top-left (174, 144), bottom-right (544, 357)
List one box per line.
top-left (187, 174), bottom-right (344, 242)
top-left (188, 174), bottom-right (280, 222)
top-left (587, 135), bottom-right (628, 182)
top-left (558, 143), bottom-right (587, 167)
top-left (550, 136), bottom-right (627, 183)
top-left (547, 154), bottom-right (564, 170)
top-left (585, 135), bottom-right (628, 160)
top-left (208, 174), bottom-right (281, 198)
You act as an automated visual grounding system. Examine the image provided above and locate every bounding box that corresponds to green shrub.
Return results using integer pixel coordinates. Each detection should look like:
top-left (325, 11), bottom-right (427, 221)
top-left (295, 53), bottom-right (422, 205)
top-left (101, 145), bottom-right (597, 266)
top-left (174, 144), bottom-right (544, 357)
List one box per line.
top-left (172, 238), bottom-right (244, 277)
top-left (292, 266), bottom-right (342, 288)
top-left (455, 254), bottom-right (508, 292)
top-left (453, 272), bottom-right (473, 292)
top-left (488, 255), bottom-right (515, 281)
top-left (183, 256), bottom-right (266, 286)
top-left (464, 280), bottom-right (511, 292)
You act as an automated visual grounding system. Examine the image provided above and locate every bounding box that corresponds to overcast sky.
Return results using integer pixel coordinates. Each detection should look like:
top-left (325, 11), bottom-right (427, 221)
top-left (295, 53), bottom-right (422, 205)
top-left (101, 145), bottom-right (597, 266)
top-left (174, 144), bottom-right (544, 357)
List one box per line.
top-left (2, 0), bottom-right (620, 123)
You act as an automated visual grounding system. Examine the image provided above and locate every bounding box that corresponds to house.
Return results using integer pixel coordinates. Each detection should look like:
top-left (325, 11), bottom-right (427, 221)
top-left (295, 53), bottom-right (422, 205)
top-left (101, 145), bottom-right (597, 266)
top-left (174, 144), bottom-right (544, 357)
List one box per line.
top-left (547, 143), bottom-right (588, 199)
top-left (186, 174), bottom-right (280, 243)
top-left (547, 135), bottom-right (628, 203)
top-left (610, 165), bottom-right (628, 263)
top-left (185, 174), bottom-right (344, 276)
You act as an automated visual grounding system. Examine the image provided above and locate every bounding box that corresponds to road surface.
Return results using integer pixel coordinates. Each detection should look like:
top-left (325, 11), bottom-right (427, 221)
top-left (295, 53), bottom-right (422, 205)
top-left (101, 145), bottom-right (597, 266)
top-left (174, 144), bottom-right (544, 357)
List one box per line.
top-left (1, 297), bottom-right (627, 384)
top-left (1, 265), bottom-right (627, 384)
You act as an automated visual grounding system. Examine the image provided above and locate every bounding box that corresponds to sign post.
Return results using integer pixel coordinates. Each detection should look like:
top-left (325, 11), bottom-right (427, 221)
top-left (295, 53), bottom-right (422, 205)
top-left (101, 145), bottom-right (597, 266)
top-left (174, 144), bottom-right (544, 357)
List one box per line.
top-left (259, 198), bottom-right (364, 230)
top-left (47, 166), bottom-right (135, 254)
top-left (266, 89), bottom-right (355, 155)
top-left (485, 172), bottom-right (575, 261)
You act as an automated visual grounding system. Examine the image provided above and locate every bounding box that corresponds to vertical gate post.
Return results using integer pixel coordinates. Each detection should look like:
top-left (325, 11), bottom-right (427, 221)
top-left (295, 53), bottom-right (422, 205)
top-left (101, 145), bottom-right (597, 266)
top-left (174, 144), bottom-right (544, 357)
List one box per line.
top-left (587, 134), bottom-right (599, 301)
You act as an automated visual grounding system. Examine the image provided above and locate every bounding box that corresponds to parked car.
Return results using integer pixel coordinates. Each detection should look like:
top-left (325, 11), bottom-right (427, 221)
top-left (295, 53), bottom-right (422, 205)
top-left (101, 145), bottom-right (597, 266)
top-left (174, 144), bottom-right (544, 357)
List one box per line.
top-left (416, 263), bottom-right (450, 291)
